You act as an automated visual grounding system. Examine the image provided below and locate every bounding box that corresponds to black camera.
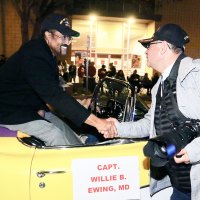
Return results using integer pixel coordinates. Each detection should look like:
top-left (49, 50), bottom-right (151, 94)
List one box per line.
top-left (143, 123), bottom-right (200, 167)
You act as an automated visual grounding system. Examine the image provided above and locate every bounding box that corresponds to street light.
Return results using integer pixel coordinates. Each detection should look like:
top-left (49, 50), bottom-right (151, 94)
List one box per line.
top-left (85, 15), bottom-right (97, 92)
top-left (126, 17), bottom-right (135, 69)
top-left (89, 15), bottom-right (97, 59)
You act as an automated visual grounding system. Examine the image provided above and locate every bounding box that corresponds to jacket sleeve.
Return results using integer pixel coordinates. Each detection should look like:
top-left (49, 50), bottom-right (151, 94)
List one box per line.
top-left (116, 108), bottom-right (151, 138)
top-left (185, 137), bottom-right (200, 164)
top-left (22, 53), bottom-right (90, 127)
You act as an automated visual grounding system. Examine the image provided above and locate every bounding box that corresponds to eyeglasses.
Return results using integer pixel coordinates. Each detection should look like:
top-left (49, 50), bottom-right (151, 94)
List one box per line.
top-left (50, 32), bottom-right (73, 42)
top-left (146, 41), bottom-right (162, 49)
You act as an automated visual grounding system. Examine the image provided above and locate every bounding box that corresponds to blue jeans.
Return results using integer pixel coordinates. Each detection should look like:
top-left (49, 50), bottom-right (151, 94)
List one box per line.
top-left (170, 187), bottom-right (191, 200)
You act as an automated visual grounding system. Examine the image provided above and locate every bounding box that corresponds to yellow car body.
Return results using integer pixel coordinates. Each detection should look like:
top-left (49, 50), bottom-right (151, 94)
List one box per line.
top-left (0, 136), bottom-right (149, 200)
top-left (0, 77), bottom-right (154, 200)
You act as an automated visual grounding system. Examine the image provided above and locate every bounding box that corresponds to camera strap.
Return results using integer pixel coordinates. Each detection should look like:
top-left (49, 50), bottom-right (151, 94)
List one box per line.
top-left (166, 53), bottom-right (200, 128)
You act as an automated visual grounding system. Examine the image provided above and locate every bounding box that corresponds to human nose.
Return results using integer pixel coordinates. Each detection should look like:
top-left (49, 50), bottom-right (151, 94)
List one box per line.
top-left (63, 39), bottom-right (71, 45)
top-left (63, 36), bottom-right (73, 44)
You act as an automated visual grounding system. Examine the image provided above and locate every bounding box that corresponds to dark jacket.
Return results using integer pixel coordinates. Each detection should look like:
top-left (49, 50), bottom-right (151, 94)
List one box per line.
top-left (0, 37), bottom-right (90, 126)
top-left (88, 64), bottom-right (96, 77)
top-left (98, 68), bottom-right (107, 79)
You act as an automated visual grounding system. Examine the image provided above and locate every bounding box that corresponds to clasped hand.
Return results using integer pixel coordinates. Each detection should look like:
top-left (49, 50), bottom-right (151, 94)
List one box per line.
top-left (97, 117), bottom-right (119, 138)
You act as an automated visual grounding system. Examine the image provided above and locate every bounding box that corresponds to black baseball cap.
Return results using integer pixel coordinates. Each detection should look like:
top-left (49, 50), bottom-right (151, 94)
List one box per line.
top-left (40, 13), bottom-right (80, 37)
top-left (138, 23), bottom-right (189, 50)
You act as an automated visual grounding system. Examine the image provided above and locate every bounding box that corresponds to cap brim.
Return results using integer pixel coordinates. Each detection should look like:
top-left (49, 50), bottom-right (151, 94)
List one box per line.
top-left (138, 37), bottom-right (154, 48)
top-left (60, 26), bottom-right (80, 37)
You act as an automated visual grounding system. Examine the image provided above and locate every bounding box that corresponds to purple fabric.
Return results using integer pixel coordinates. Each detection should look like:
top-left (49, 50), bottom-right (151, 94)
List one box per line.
top-left (0, 127), bottom-right (17, 137)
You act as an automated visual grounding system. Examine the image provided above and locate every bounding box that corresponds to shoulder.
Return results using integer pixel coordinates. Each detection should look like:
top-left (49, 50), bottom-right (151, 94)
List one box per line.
top-left (181, 57), bottom-right (200, 69)
top-left (178, 57), bottom-right (200, 80)
top-left (22, 38), bottom-right (44, 50)
top-left (20, 38), bottom-right (51, 58)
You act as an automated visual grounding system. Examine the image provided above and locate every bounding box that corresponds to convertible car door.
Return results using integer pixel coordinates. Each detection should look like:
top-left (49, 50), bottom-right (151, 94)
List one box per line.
top-left (30, 141), bottom-right (149, 200)
top-left (0, 138), bottom-right (35, 200)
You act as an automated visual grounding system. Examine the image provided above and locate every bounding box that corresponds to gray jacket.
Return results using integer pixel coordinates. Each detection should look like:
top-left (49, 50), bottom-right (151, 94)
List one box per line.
top-left (117, 57), bottom-right (200, 200)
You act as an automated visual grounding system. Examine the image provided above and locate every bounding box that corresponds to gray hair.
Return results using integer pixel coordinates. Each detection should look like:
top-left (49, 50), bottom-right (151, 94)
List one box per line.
top-left (168, 43), bottom-right (184, 54)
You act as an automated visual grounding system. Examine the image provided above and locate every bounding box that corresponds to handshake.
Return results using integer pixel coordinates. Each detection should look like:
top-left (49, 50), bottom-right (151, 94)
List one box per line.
top-left (78, 98), bottom-right (119, 139)
top-left (96, 117), bottom-right (119, 139)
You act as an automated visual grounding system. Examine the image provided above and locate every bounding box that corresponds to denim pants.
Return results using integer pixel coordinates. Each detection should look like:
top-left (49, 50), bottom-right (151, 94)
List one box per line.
top-left (170, 187), bottom-right (191, 200)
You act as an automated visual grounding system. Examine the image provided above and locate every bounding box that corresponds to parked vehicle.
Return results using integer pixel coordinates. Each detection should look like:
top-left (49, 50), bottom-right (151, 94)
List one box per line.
top-left (90, 77), bottom-right (149, 121)
top-left (0, 77), bottom-right (172, 200)
top-left (79, 77), bottom-right (149, 142)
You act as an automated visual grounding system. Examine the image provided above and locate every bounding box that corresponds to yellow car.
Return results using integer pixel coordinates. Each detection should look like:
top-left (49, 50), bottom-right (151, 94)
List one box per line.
top-left (0, 78), bottom-right (152, 200)
top-left (0, 131), bottom-right (149, 200)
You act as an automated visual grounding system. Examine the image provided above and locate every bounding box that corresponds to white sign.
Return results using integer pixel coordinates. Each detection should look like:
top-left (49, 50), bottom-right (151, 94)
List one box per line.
top-left (72, 156), bottom-right (140, 200)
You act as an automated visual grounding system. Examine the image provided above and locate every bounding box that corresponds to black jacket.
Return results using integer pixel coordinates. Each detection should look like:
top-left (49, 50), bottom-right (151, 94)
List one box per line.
top-left (0, 37), bottom-right (90, 126)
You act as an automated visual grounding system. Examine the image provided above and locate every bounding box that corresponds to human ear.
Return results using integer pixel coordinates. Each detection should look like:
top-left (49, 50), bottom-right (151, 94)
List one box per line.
top-left (160, 41), bottom-right (168, 55)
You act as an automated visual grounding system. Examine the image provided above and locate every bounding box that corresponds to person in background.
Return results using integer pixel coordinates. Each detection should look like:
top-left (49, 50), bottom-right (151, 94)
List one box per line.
top-left (115, 69), bottom-right (126, 81)
top-left (107, 24), bottom-right (200, 200)
top-left (112, 70), bottom-right (126, 97)
top-left (87, 61), bottom-right (96, 92)
top-left (62, 65), bottom-right (69, 83)
top-left (78, 64), bottom-right (85, 84)
top-left (68, 61), bottom-right (76, 83)
top-left (141, 72), bottom-right (152, 95)
top-left (106, 62), bottom-right (116, 77)
top-left (0, 13), bottom-right (116, 146)
top-left (98, 64), bottom-right (107, 81)
top-left (127, 69), bottom-right (141, 92)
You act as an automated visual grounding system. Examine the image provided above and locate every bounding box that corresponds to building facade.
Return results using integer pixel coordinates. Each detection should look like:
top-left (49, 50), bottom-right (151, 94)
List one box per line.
top-left (1, 0), bottom-right (200, 78)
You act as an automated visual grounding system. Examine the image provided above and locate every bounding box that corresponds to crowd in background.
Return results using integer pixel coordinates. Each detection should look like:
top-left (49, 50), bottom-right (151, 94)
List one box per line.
top-left (1, 54), bottom-right (159, 95)
top-left (57, 59), bottom-right (159, 94)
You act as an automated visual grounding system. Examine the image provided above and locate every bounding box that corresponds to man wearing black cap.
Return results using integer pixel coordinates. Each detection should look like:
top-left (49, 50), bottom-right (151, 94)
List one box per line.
top-left (107, 24), bottom-right (200, 200)
top-left (0, 13), bottom-right (116, 146)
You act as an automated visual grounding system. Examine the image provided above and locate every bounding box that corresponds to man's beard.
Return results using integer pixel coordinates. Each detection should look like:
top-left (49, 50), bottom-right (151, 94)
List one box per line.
top-left (60, 44), bottom-right (68, 55)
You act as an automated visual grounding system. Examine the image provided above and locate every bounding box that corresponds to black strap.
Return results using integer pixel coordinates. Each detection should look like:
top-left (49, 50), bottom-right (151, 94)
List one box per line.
top-left (166, 53), bottom-right (200, 126)
top-left (166, 53), bottom-right (188, 125)
top-left (168, 53), bottom-right (186, 87)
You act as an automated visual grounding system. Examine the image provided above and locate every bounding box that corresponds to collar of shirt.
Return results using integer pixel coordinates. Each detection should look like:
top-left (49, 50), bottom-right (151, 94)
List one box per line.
top-left (161, 62), bottom-right (175, 81)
